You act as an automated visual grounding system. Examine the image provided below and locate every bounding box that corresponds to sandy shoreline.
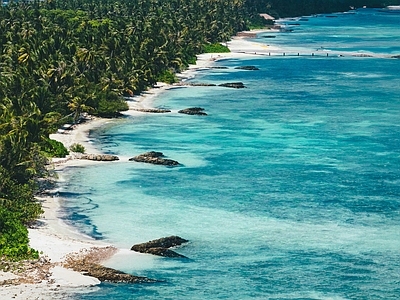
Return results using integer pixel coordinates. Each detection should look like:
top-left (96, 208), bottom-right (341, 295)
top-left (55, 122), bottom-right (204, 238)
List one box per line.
top-left (0, 31), bottom-right (273, 299)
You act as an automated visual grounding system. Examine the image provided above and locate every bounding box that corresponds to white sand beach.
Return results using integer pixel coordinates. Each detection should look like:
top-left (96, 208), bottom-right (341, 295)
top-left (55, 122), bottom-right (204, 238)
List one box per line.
top-left (0, 31), bottom-right (273, 299)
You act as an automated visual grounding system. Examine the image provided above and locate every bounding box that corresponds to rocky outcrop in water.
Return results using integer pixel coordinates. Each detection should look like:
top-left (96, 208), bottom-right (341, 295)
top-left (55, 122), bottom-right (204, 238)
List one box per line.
top-left (174, 82), bottom-right (247, 89)
top-left (178, 107), bottom-right (207, 115)
top-left (131, 236), bottom-right (189, 258)
top-left (81, 264), bottom-right (158, 283)
top-left (133, 108), bottom-right (171, 113)
top-left (62, 246), bottom-right (158, 283)
top-left (218, 82), bottom-right (246, 88)
top-left (139, 247), bottom-right (187, 258)
top-left (175, 82), bottom-right (216, 87)
top-left (80, 154), bottom-right (119, 161)
top-left (234, 66), bottom-right (260, 70)
top-left (352, 54), bottom-right (373, 57)
top-left (391, 55), bottom-right (400, 59)
top-left (129, 151), bottom-right (180, 166)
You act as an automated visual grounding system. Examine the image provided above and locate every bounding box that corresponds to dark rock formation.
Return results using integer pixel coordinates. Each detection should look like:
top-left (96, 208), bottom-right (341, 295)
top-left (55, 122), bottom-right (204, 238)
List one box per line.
top-left (391, 55), bottom-right (400, 59)
top-left (133, 236), bottom-right (189, 249)
top-left (218, 82), bottom-right (246, 88)
top-left (190, 83), bottom-right (217, 86)
top-left (131, 236), bottom-right (189, 258)
top-left (133, 108), bottom-right (171, 113)
top-left (62, 246), bottom-right (158, 284)
top-left (80, 154), bottom-right (119, 161)
top-left (352, 54), bottom-right (373, 57)
top-left (140, 247), bottom-right (187, 258)
top-left (234, 66), bottom-right (259, 71)
top-left (211, 66), bottom-right (229, 69)
top-left (174, 82), bottom-right (216, 87)
top-left (82, 264), bottom-right (158, 283)
top-left (178, 107), bottom-right (207, 116)
top-left (261, 35), bottom-right (276, 38)
top-left (129, 151), bottom-right (180, 166)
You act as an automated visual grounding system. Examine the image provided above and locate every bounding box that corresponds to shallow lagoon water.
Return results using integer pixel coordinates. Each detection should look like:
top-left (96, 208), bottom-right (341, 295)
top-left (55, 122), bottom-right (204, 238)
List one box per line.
top-left (61, 8), bottom-right (400, 299)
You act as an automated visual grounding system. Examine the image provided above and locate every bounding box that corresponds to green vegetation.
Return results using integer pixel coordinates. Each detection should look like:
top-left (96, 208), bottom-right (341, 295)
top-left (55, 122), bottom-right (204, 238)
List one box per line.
top-left (203, 43), bottom-right (231, 53)
top-left (1, 0), bottom-right (398, 261)
top-left (69, 143), bottom-right (86, 154)
top-left (156, 70), bottom-right (178, 84)
top-left (0, 208), bottom-right (39, 260)
top-left (41, 138), bottom-right (69, 158)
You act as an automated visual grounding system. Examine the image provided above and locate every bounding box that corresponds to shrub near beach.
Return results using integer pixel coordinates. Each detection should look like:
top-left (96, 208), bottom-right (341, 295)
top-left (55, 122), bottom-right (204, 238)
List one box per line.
top-left (70, 143), bottom-right (86, 154)
top-left (0, 208), bottom-right (39, 261)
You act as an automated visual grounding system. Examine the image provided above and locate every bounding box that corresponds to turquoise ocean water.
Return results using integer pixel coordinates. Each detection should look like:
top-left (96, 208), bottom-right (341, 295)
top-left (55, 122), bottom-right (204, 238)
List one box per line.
top-left (59, 8), bottom-right (400, 300)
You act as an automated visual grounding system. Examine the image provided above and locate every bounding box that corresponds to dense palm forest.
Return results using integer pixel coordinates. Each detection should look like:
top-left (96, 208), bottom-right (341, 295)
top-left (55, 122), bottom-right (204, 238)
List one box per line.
top-left (0, 0), bottom-right (398, 261)
top-left (0, 0), bottom-right (250, 261)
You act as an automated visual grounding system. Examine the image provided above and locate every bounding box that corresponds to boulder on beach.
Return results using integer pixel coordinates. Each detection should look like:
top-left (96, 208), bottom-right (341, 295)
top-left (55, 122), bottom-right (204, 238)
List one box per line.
top-left (218, 82), bottom-right (246, 88)
top-left (129, 151), bottom-right (180, 166)
top-left (131, 236), bottom-right (189, 258)
top-left (234, 66), bottom-right (260, 70)
top-left (178, 107), bottom-right (207, 116)
top-left (80, 154), bottom-right (119, 161)
top-left (133, 108), bottom-right (171, 113)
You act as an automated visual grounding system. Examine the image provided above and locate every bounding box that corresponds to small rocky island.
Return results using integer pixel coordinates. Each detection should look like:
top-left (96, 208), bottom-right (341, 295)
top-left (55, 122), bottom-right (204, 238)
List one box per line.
top-left (234, 66), bottom-right (260, 70)
top-left (129, 151), bottom-right (180, 166)
top-left (131, 236), bottom-right (189, 258)
top-left (218, 82), bottom-right (246, 88)
top-left (178, 107), bottom-right (207, 115)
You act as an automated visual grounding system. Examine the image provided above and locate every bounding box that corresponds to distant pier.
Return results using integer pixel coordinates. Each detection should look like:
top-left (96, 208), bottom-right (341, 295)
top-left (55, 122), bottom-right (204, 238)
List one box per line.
top-left (233, 50), bottom-right (388, 58)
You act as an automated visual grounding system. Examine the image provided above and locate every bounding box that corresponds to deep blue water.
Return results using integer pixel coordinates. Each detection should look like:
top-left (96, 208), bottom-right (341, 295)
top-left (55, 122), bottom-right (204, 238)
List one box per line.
top-left (59, 8), bottom-right (400, 300)
top-left (267, 8), bottom-right (400, 55)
